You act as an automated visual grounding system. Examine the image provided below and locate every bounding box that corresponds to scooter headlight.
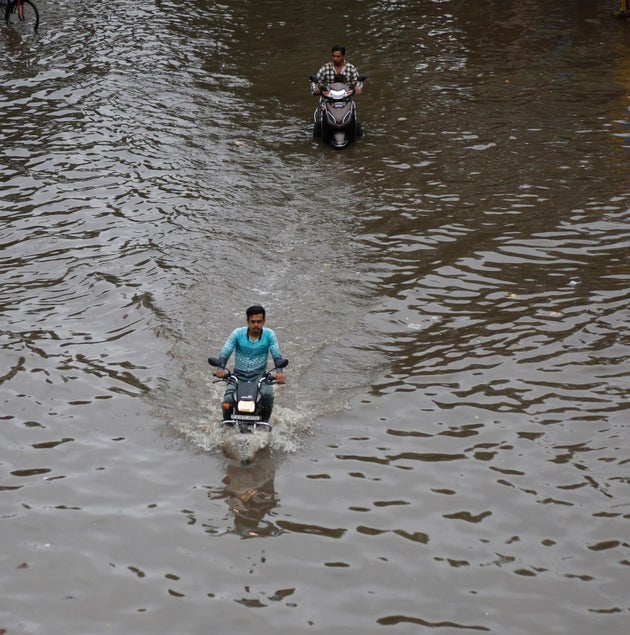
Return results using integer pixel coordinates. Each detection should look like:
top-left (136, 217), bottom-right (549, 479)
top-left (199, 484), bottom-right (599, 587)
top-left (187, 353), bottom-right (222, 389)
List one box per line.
top-left (329, 88), bottom-right (347, 100)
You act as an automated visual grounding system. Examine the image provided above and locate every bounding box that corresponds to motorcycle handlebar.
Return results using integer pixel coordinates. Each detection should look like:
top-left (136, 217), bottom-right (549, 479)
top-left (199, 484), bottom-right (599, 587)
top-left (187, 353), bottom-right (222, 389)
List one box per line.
top-left (209, 357), bottom-right (288, 384)
top-left (212, 370), bottom-right (282, 386)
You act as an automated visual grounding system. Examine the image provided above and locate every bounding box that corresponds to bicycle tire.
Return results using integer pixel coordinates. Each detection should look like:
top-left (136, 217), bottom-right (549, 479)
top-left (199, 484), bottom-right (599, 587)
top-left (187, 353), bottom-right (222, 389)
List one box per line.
top-left (4, 0), bottom-right (40, 33)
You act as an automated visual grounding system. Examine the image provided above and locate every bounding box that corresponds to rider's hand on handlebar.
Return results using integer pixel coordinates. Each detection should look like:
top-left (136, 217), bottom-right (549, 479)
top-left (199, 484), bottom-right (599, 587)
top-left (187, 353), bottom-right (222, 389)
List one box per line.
top-left (273, 372), bottom-right (286, 385)
top-left (214, 369), bottom-right (227, 379)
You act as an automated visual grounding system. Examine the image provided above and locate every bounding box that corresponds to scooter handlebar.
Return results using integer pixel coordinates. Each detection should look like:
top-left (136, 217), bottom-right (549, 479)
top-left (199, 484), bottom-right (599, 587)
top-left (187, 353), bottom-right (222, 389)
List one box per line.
top-left (309, 74), bottom-right (367, 93)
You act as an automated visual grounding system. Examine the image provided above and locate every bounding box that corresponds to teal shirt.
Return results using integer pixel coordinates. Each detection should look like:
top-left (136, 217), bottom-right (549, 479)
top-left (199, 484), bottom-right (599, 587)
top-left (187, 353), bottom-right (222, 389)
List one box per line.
top-left (219, 327), bottom-right (283, 380)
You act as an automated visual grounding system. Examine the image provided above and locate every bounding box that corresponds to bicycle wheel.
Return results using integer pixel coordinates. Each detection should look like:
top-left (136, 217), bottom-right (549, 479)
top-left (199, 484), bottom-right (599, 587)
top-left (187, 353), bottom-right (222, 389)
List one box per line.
top-left (4, 0), bottom-right (40, 33)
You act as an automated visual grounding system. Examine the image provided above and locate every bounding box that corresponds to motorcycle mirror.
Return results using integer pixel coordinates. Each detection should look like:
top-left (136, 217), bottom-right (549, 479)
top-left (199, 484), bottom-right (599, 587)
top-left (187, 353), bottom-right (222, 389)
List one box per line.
top-left (357, 75), bottom-right (367, 82)
top-left (275, 358), bottom-right (289, 369)
top-left (308, 75), bottom-right (319, 83)
top-left (208, 356), bottom-right (221, 367)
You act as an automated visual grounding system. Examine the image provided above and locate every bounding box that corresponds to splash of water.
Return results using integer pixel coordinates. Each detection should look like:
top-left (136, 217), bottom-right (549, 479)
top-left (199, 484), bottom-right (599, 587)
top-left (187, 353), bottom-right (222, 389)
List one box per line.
top-left (180, 397), bottom-right (312, 461)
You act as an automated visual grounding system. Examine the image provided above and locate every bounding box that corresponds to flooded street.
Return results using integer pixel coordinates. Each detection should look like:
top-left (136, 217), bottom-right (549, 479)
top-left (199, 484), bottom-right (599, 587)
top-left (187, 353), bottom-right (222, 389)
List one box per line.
top-left (1, 1), bottom-right (629, 633)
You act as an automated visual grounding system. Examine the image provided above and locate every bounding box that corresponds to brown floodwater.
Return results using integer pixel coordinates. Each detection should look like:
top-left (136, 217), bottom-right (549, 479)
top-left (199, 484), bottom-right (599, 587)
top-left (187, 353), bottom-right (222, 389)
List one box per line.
top-left (1, 1), bottom-right (629, 633)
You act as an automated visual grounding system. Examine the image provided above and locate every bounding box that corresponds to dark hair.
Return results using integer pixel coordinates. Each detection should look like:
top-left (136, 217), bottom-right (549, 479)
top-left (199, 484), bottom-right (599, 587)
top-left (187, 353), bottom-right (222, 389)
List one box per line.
top-left (331, 45), bottom-right (346, 55)
top-left (246, 304), bottom-right (266, 319)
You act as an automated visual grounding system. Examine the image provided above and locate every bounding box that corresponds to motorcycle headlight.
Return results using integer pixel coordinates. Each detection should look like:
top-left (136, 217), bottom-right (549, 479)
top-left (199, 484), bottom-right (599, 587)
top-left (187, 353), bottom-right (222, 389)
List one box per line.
top-left (237, 400), bottom-right (256, 413)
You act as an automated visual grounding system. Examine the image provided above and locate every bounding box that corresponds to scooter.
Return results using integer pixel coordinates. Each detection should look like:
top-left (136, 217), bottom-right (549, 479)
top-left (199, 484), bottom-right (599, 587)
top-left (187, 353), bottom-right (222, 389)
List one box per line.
top-left (309, 73), bottom-right (367, 149)
top-left (208, 356), bottom-right (289, 464)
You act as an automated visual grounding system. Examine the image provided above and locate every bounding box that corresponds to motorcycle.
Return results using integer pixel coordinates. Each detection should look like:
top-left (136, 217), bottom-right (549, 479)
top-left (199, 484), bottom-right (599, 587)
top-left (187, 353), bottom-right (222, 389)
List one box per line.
top-left (309, 73), bottom-right (367, 149)
top-left (208, 356), bottom-right (289, 464)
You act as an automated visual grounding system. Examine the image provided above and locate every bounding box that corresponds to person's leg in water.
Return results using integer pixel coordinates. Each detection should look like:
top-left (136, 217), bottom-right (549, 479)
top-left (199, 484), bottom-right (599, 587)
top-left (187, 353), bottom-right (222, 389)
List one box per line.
top-left (259, 383), bottom-right (275, 422)
top-left (222, 384), bottom-right (236, 420)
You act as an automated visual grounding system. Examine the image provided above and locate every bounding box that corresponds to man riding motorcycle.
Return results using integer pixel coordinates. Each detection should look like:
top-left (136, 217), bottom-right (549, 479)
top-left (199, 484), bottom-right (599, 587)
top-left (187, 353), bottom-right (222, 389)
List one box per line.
top-left (212, 305), bottom-right (286, 423)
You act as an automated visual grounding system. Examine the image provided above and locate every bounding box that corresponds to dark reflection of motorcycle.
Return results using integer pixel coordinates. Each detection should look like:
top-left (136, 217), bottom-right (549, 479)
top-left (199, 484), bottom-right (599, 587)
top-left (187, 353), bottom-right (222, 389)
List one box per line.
top-left (207, 455), bottom-right (280, 538)
top-left (309, 73), bottom-right (367, 149)
top-left (208, 356), bottom-right (289, 465)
